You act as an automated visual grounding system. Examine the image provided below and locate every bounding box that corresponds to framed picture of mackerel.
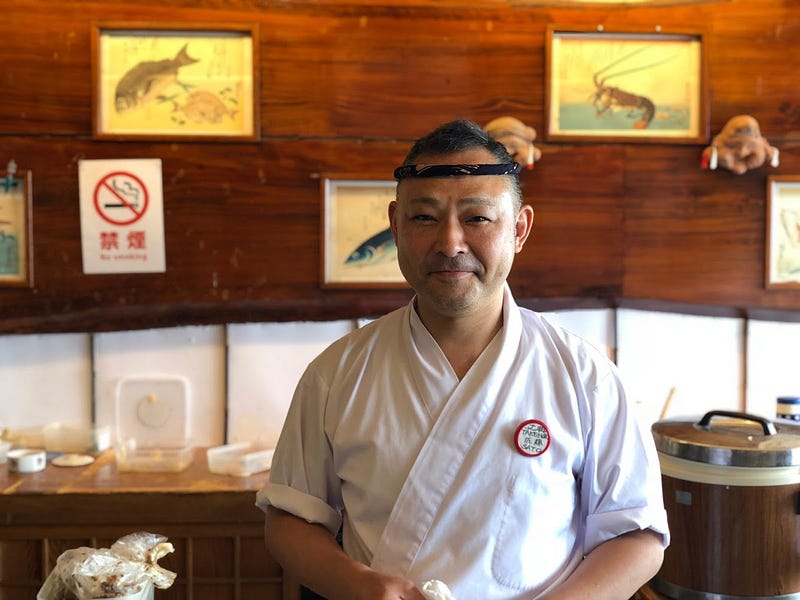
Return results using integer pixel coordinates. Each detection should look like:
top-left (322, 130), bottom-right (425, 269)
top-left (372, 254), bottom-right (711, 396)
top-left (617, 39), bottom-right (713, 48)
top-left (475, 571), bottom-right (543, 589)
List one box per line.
top-left (545, 25), bottom-right (708, 144)
top-left (321, 178), bottom-right (408, 289)
top-left (91, 22), bottom-right (259, 140)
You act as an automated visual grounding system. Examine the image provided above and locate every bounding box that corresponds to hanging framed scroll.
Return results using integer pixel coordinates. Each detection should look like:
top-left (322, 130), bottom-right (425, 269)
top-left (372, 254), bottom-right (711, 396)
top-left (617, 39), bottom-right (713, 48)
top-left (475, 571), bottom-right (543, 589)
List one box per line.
top-left (0, 164), bottom-right (33, 287)
top-left (545, 25), bottom-right (708, 144)
top-left (321, 177), bottom-right (407, 289)
top-left (92, 22), bottom-right (259, 140)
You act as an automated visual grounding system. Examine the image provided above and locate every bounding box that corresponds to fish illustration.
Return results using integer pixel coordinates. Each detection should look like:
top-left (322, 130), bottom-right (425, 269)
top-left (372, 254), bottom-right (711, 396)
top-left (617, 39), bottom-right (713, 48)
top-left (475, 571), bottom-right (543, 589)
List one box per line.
top-left (0, 231), bottom-right (19, 274)
top-left (345, 227), bottom-right (397, 267)
top-left (172, 90), bottom-right (237, 124)
top-left (115, 43), bottom-right (199, 113)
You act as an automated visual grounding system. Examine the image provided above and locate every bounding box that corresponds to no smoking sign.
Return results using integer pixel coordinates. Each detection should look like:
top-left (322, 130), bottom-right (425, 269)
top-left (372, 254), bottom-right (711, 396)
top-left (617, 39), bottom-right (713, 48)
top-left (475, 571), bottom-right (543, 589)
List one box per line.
top-left (78, 159), bottom-right (165, 274)
top-left (93, 171), bottom-right (149, 226)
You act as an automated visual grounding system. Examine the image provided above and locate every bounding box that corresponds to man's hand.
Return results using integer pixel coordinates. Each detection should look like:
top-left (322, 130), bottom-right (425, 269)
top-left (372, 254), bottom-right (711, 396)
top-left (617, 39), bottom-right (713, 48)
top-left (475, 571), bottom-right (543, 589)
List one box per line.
top-left (343, 569), bottom-right (427, 600)
top-left (265, 506), bottom-right (426, 600)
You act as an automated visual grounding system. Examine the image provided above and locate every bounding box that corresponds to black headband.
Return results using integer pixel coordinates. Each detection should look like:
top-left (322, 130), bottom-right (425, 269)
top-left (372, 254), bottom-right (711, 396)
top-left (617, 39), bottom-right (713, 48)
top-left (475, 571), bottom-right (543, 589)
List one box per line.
top-left (393, 162), bottom-right (521, 180)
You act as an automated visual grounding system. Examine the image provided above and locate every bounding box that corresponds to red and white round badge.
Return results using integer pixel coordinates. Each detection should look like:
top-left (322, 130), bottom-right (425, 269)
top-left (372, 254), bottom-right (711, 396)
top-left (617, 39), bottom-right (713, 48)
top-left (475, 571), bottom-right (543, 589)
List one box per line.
top-left (514, 419), bottom-right (551, 457)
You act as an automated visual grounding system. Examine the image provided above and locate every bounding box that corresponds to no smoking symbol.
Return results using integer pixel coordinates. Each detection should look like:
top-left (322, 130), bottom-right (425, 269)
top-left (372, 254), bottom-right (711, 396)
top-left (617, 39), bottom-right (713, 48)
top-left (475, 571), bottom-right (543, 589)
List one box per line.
top-left (94, 171), bottom-right (149, 226)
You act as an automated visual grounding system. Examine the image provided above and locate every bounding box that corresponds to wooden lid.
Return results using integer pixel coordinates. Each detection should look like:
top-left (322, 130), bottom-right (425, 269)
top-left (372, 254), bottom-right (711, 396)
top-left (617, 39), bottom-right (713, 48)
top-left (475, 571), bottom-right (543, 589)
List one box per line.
top-left (652, 410), bottom-right (800, 468)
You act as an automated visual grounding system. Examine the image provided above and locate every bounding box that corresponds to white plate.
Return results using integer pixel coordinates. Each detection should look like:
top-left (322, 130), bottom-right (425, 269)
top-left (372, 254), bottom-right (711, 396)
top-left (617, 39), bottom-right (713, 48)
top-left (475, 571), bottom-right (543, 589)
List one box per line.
top-left (52, 453), bottom-right (95, 468)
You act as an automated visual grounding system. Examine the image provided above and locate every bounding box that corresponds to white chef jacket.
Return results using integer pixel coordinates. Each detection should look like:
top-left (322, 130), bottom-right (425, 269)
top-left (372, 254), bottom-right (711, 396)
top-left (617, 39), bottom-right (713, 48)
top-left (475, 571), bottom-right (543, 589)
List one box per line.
top-left (257, 285), bottom-right (669, 599)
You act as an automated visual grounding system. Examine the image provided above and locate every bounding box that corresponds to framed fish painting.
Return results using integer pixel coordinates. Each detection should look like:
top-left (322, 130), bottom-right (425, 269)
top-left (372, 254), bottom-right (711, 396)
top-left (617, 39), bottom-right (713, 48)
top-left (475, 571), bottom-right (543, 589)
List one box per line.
top-left (0, 163), bottom-right (33, 287)
top-left (545, 25), bottom-right (708, 144)
top-left (321, 178), bottom-right (408, 288)
top-left (91, 22), bottom-right (259, 140)
top-left (766, 175), bottom-right (800, 290)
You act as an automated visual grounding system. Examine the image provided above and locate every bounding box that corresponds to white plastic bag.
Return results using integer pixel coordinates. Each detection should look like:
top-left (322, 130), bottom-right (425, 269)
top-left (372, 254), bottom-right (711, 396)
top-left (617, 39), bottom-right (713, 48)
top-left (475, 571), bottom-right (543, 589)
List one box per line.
top-left (37, 532), bottom-right (175, 600)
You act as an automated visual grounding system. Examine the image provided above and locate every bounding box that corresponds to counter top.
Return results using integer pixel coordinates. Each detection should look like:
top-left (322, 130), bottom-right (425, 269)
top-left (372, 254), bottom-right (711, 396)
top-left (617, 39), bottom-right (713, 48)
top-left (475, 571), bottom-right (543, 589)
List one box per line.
top-left (1, 447), bottom-right (269, 495)
top-left (0, 448), bottom-right (270, 526)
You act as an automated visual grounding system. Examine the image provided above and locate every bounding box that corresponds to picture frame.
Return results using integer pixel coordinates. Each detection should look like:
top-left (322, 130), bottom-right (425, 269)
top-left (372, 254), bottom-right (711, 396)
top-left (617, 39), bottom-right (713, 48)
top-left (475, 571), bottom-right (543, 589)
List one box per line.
top-left (765, 175), bottom-right (800, 289)
top-left (91, 22), bottom-right (259, 141)
top-left (321, 178), bottom-right (407, 288)
top-left (0, 168), bottom-right (33, 287)
top-left (545, 26), bottom-right (708, 144)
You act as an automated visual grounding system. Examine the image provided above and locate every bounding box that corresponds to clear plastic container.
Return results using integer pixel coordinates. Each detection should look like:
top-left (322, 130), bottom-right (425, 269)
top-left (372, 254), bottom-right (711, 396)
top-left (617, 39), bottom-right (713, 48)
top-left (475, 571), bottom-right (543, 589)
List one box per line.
top-left (0, 440), bottom-right (10, 463)
top-left (207, 443), bottom-right (274, 476)
top-left (114, 440), bottom-right (194, 473)
top-left (44, 422), bottom-right (111, 454)
top-left (114, 376), bottom-right (193, 472)
top-left (2, 425), bottom-right (45, 449)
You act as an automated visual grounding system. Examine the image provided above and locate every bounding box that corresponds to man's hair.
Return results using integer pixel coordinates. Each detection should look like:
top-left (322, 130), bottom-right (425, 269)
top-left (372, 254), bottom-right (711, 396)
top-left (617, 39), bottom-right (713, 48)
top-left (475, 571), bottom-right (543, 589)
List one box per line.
top-left (400, 119), bottom-right (524, 210)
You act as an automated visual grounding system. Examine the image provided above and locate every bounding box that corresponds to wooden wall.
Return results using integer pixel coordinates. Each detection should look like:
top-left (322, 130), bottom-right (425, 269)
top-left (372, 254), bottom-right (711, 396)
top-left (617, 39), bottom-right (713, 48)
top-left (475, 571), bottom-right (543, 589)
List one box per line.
top-left (0, 0), bottom-right (798, 334)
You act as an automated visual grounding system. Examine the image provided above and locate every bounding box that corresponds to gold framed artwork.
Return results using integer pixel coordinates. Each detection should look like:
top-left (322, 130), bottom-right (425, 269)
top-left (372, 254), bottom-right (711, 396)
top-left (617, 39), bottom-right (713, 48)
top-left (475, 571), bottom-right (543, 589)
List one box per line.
top-left (766, 175), bottom-right (800, 289)
top-left (545, 26), bottom-right (708, 144)
top-left (91, 22), bottom-right (259, 140)
top-left (0, 167), bottom-right (33, 287)
top-left (321, 178), bottom-right (407, 289)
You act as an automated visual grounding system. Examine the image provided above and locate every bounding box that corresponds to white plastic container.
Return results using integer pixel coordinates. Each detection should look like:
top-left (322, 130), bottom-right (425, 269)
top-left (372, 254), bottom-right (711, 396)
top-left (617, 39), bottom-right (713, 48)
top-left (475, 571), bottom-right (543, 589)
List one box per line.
top-left (114, 376), bottom-right (193, 472)
top-left (207, 443), bottom-right (274, 476)
top-left (7, 448), bottom-right (47, 473)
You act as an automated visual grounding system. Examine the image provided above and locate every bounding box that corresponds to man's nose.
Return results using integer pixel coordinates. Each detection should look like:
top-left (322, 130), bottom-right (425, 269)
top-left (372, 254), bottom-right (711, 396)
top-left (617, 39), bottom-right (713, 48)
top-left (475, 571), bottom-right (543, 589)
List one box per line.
top-left (436, 218), bottom-right (467, 256)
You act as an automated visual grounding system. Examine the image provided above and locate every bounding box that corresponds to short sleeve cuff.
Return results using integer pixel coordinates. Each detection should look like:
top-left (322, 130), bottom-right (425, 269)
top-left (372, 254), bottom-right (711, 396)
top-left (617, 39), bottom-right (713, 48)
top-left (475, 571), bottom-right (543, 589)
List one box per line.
top-left (584, 506), bottom-right (670, 555)
top-left (256, 482), bottom-right (342, 536)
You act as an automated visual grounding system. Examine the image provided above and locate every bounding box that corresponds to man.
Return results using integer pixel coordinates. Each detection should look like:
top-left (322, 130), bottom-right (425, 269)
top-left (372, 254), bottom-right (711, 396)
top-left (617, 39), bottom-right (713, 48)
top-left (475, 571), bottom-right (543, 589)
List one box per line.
top-left (257, 119), bottom-right (669, 600)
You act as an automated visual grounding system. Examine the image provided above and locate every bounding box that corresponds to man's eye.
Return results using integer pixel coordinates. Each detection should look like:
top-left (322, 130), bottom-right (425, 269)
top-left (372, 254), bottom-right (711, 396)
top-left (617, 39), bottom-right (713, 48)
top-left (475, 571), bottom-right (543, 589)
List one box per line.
top-left (412, 214), bottom-right (435, 222)
top-left (468, 215), bottom-right (491, 223)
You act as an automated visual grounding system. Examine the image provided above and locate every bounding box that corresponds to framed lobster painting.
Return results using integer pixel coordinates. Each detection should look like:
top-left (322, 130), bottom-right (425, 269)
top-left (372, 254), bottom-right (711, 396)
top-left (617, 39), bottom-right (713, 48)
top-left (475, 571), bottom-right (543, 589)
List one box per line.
top-left (544, 26), bottom-right (708, 144)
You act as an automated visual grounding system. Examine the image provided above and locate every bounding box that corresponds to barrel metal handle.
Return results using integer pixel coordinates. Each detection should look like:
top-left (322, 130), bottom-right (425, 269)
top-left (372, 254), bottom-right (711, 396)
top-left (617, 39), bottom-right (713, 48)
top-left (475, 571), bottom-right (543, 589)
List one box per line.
top-left (697, 410), bottom-right (777, 436)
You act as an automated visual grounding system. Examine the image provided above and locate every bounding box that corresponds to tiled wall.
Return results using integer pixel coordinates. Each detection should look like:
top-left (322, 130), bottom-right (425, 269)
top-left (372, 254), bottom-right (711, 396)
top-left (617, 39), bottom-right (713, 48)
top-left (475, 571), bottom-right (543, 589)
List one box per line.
top-left (616, 310), bottom-right (745, 425)
top-left (1, 307), bottom-right (797, 447)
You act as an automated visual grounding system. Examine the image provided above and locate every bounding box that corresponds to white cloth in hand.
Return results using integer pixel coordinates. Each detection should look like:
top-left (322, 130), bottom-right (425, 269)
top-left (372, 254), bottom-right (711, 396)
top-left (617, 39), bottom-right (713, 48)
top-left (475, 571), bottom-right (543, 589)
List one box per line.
top-left (420, 579), bottom-right (455, 600)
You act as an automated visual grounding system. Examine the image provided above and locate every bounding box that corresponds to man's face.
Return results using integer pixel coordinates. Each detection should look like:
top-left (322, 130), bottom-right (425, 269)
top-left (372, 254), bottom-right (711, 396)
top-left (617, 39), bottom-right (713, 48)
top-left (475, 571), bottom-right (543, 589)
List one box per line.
top-left (389, 147), bottom-right (533, 319)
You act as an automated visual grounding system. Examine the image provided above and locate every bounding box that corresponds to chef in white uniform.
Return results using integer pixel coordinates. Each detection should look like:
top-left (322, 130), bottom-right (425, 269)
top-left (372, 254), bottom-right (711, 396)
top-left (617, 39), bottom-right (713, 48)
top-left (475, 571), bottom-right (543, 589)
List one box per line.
top-left (257, 119), bottom-right (669, 600)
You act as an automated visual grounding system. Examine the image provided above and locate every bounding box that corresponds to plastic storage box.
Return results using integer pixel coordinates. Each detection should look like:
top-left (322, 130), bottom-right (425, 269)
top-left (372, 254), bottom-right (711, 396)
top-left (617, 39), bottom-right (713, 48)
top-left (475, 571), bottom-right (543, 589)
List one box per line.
top-left (114, 376), bottom-right (193, 472)
top-left (207, 443), bottom-right (274, 476)
top-left (0, 440), bottom-right (10, 463)
top-left (44, 422), bottom-right (111, 454)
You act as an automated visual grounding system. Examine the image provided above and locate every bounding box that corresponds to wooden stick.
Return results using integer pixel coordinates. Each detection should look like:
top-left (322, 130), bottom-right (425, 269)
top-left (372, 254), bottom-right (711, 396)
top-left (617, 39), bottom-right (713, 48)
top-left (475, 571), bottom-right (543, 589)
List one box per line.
top-left (659, 387), bottom-right (677, 420)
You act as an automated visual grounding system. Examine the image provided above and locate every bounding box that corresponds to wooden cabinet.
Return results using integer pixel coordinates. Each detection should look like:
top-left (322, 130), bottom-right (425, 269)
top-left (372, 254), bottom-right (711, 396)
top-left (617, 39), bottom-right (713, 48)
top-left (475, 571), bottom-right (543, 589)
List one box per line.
top-left (0, 449), bottom-right (299, 600)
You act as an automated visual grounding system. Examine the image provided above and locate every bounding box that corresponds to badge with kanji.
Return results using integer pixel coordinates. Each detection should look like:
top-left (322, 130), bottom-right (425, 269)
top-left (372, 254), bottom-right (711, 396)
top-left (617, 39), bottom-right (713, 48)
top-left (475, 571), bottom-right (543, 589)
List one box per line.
top-left (514, 419), bottom-right (551, 457)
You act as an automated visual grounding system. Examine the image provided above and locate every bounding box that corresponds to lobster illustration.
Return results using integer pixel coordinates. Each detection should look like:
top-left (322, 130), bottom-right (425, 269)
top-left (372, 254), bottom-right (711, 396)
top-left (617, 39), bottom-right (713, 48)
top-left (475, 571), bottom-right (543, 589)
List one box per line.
top-left (591, 45), bottom-right (670, 130)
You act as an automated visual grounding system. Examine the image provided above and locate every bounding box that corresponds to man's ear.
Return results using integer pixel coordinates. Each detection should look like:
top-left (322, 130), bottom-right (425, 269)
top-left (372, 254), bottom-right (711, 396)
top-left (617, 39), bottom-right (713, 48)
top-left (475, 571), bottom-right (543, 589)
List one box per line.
top-left (515, 205), bottom-right (534, 253)
top-left (388, 200), bottom-right (398, 240)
